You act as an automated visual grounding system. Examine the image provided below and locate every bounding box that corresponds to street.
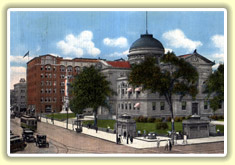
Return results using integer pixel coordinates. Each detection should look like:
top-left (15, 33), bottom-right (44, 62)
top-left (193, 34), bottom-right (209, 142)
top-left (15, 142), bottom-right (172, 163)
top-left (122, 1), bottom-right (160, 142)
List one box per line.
top-left (10, 118), bottom-right (224, 154)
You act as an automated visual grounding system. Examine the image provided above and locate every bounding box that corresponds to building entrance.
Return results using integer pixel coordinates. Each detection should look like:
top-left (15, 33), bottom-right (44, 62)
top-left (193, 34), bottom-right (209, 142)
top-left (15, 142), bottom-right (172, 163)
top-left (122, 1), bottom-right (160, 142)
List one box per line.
top-left (192, 103), bottom-right (199, 115)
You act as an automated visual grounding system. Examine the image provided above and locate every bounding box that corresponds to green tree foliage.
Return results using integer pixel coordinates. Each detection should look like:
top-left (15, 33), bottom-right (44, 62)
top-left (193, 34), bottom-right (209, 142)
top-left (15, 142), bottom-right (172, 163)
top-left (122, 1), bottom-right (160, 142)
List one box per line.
top-left (204, 64), bottom-right (224, 111)
top-left (70, 66), bottom-right (115, 126)
top-left (129, 52), bottom-right (199, 132)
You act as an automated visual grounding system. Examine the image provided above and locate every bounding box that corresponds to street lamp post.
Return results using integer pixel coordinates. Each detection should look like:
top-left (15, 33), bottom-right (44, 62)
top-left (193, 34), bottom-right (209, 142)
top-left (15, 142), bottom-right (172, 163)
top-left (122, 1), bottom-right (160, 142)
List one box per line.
top-left (52, 110), bottom-right (54, 125)
top-left (116, 105), bottom-right (118, 144)
top-left (66, 107), bottom-right (68, 129)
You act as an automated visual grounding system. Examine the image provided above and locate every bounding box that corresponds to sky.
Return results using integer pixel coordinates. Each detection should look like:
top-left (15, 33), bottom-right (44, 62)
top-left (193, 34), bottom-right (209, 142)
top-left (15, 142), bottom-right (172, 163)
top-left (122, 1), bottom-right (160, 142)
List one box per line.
top-left (9, 9), bottom-right (225, 89)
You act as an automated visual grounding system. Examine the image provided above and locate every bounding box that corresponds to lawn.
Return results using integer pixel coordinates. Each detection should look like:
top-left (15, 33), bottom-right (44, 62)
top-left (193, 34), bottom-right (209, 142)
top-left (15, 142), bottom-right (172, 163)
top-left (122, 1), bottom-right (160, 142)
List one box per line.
top-left (45, 113), bottom-right (76, 120)
top-left (82, 119), bottom-right (183, 135)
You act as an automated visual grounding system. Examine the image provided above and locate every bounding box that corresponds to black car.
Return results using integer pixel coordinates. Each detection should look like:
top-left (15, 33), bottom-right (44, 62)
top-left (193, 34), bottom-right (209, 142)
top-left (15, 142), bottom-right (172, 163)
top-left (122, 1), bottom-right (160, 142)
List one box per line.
top-left (10, 137), bottom-right (27, 153)
top-left (147, 132), bottom-right (157, 139)
top-left (35, 135), bottom-right (49, 148)
top-left (22, 129), bottom-right (36, 142)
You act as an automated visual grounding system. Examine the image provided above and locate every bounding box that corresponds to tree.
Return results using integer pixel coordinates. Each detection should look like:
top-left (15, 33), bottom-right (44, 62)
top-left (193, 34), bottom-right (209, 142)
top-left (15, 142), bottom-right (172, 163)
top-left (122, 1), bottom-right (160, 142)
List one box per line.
top-left (204, 64), bottom-right (224, 112)
top-left (129, 52), bottom-right (199, 135)
top-left (70, 66), bottom-right (114, 126)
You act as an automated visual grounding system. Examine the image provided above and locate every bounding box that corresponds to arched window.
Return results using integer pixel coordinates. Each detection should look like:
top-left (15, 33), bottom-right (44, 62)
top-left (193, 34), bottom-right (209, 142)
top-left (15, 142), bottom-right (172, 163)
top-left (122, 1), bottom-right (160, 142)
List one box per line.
top-left (60, 65), bottom-right (65, 72)
top-left (67, 66), bottom-right (73, 72)
top-left (75, 66), bottom-right (80, 73)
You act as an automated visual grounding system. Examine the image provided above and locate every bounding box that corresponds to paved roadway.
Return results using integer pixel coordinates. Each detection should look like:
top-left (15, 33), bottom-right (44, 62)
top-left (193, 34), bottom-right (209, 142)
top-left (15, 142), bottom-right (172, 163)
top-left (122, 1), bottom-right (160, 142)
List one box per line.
top-left (10, 118), bottom-right (224, 155)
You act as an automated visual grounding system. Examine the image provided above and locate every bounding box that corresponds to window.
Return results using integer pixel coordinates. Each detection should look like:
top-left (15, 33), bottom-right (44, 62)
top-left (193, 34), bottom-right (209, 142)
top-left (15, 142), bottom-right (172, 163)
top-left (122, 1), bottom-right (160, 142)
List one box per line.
top-left (41, 89), bottom-right (44, 93)
top-left (121, 89), bottom-right (124, 95)
top-left (75, 67), bottom-right (80, 73)
top-left (160, 102), bottom-right (165, 110)
top-left (67, 66), bottom-right (73, 72)
top-left (46, 65), bottom-right (51, 71)
top-left (54, 74), bottom-right (56, 78)
top-left (204, 101), bottom-right (209, 109)
top-left (61, 89), bottom-right (65, 93)
top-left (53, 98), bottom-right (57, 102)
top-left (129, 103), bottom-right (132, 110)
top-left (152, 102), bottom-right (156, 110)
top-left (53, 89), bottom-right (56, 93)
top-left (41, 66), bottom-right (44, 71)
top-left (41, 97), bottom-right (43, 102)
top-left (54, 81), bottom-right (56, 86)
top-left (40, 74), bottom-right (44, 78)
top-left (125, 103), bottom-right (127, 110)
top-left (133, 103), bottom-right (136, 110)
top-left (61, 82), bottom-right (65, 86)
top-left (182, 101), bottom-right (187, 110)
top-left (60, 66), bottom-right (65, 72)
top-left (121, 104), bottom-right (124, 110)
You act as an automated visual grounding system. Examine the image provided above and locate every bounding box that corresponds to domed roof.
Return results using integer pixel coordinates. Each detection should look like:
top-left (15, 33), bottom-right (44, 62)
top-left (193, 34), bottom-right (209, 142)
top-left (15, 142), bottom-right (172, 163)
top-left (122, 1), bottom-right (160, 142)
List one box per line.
top-left (129, 34), bottom-right (164, 51)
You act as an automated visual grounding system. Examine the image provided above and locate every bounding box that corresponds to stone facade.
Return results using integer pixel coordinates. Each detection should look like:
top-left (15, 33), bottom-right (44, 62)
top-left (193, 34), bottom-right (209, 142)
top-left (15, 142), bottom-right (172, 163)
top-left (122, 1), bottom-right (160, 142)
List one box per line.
top-left (12, 78), bottom-right (27, 113)
top-left (113, 34), bottom-right (224, 119)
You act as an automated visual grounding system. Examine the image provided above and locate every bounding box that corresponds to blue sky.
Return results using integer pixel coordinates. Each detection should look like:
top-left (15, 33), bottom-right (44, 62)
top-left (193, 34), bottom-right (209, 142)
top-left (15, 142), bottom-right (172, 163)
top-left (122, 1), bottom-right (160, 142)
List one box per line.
top-left (9, 9), bottom-right (225, 89)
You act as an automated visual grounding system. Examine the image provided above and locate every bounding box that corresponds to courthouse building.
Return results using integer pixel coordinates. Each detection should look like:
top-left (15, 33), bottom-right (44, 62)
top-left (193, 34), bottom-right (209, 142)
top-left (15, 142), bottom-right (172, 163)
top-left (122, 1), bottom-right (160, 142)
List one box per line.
top-left (26, 33), bottom-right (224, 118)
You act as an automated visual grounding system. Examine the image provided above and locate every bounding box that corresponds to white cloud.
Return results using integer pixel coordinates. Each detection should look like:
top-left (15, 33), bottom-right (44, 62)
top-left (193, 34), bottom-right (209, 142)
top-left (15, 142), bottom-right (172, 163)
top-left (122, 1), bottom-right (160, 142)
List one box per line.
top-left (211, 35), bottom-right (224, 52)
top-left (57, 31), bottom-right (101, 57)
top-left (212, 63), bottom-right (220, 71)
top-left (210, 34), bottom-right (224, 62)
top-left (103, 37), bottom-right (128, 48)
top-left (10, 66), bottom-right (26, 89)
top-left (164, 48), bottom-right (173, 54)
top-left (10, 55), bottom-right (33, 64)
top-left (162, 29), bottom-right (202, 53)
top-left (107, 50), bottom-right (129, 58)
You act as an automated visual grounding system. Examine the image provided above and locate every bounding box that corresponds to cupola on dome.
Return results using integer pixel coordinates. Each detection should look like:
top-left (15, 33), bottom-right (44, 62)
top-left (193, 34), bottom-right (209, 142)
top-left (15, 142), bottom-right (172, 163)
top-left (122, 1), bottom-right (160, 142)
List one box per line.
top-left (129, 34), bottom-right (164, 52)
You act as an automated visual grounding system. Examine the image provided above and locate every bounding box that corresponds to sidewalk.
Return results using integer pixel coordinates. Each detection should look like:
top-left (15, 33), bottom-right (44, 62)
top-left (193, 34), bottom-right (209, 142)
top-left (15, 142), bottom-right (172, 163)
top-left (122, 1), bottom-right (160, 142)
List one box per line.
top-left (210, 121), bottom-right (224, 125)
top-left (40, 117), bottom-right (224, 149)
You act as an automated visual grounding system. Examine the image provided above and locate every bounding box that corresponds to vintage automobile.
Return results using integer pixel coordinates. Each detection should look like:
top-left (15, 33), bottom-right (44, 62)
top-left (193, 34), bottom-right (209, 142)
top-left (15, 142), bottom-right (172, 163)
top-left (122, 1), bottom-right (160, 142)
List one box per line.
top-left (147, 132), bottom-right (157, 139)
top-left (10, 137), bottom-right (27, 153)
top-left (35, 135), bottom-right (49, 148)
top-left (10, 134), bottom-right (20, 139)
top-left (22, 129), bottom-right (36, 142)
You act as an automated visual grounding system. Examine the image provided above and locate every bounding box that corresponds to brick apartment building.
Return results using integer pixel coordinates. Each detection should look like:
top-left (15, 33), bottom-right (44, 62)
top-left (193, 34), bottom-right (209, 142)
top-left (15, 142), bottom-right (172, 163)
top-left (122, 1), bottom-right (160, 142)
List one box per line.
top-left (27, 54), bottom-right (99, 114)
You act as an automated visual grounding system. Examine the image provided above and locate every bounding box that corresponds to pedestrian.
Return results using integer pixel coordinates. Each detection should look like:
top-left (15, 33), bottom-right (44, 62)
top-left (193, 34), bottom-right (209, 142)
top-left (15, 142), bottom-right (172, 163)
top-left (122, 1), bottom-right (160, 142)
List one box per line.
top-left (127, 135), bottom-right (129, 144)
top-left (157, 138), bottom-right (160, 148)
top-left (169, 140), bottom-right (172, 151)
top-left (144, 130), bottom-right (146, 138)
top-left (124, 131), bottom-right (126, 139)
top-left (95, 126), bottom-right (98, 133)
top-left (119, 135), bottom-right (122, 144)
top-left (164, 141), bottom-right (168, 151)
top-left (130, 136), bottom-right (133, 144)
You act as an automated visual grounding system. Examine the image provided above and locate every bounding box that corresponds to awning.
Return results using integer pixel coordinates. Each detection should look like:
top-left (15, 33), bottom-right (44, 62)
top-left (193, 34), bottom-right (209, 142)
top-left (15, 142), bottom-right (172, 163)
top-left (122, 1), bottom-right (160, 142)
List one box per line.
top-left (127, 88), bottom-right (132, 92)
top-left (135, 87), bottom-right (142, 92)
top-left (134, 103), bottom-right (140, 108)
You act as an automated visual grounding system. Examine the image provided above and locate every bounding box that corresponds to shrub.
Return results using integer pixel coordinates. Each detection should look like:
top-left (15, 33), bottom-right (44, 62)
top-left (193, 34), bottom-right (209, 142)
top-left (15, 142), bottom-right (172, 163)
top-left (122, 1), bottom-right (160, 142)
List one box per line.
top-left (174, 116), bottom-right (181, 122)
top-left (147, 117), bottom-right (156, 123)
top-left (156, 122), bottom-right (169, 130)
top-left (155, 118), bottom-right (163, 122)
top-left (166, 117), bottom-right (171, 122)
top-left (137, 116), bottom-right (148, 122)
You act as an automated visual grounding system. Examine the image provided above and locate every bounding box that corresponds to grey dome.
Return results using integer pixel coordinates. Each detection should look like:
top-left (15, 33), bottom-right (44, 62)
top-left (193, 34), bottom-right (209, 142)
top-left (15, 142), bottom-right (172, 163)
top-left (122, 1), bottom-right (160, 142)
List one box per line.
top-left (129, 34), bottom-right (164, 51)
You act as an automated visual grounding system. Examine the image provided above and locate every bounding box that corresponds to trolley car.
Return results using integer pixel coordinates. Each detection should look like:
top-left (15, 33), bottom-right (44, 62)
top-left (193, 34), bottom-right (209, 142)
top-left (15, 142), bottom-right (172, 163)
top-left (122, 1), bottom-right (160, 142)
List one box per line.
top-left (20, 115), bottom-right (37, 131)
